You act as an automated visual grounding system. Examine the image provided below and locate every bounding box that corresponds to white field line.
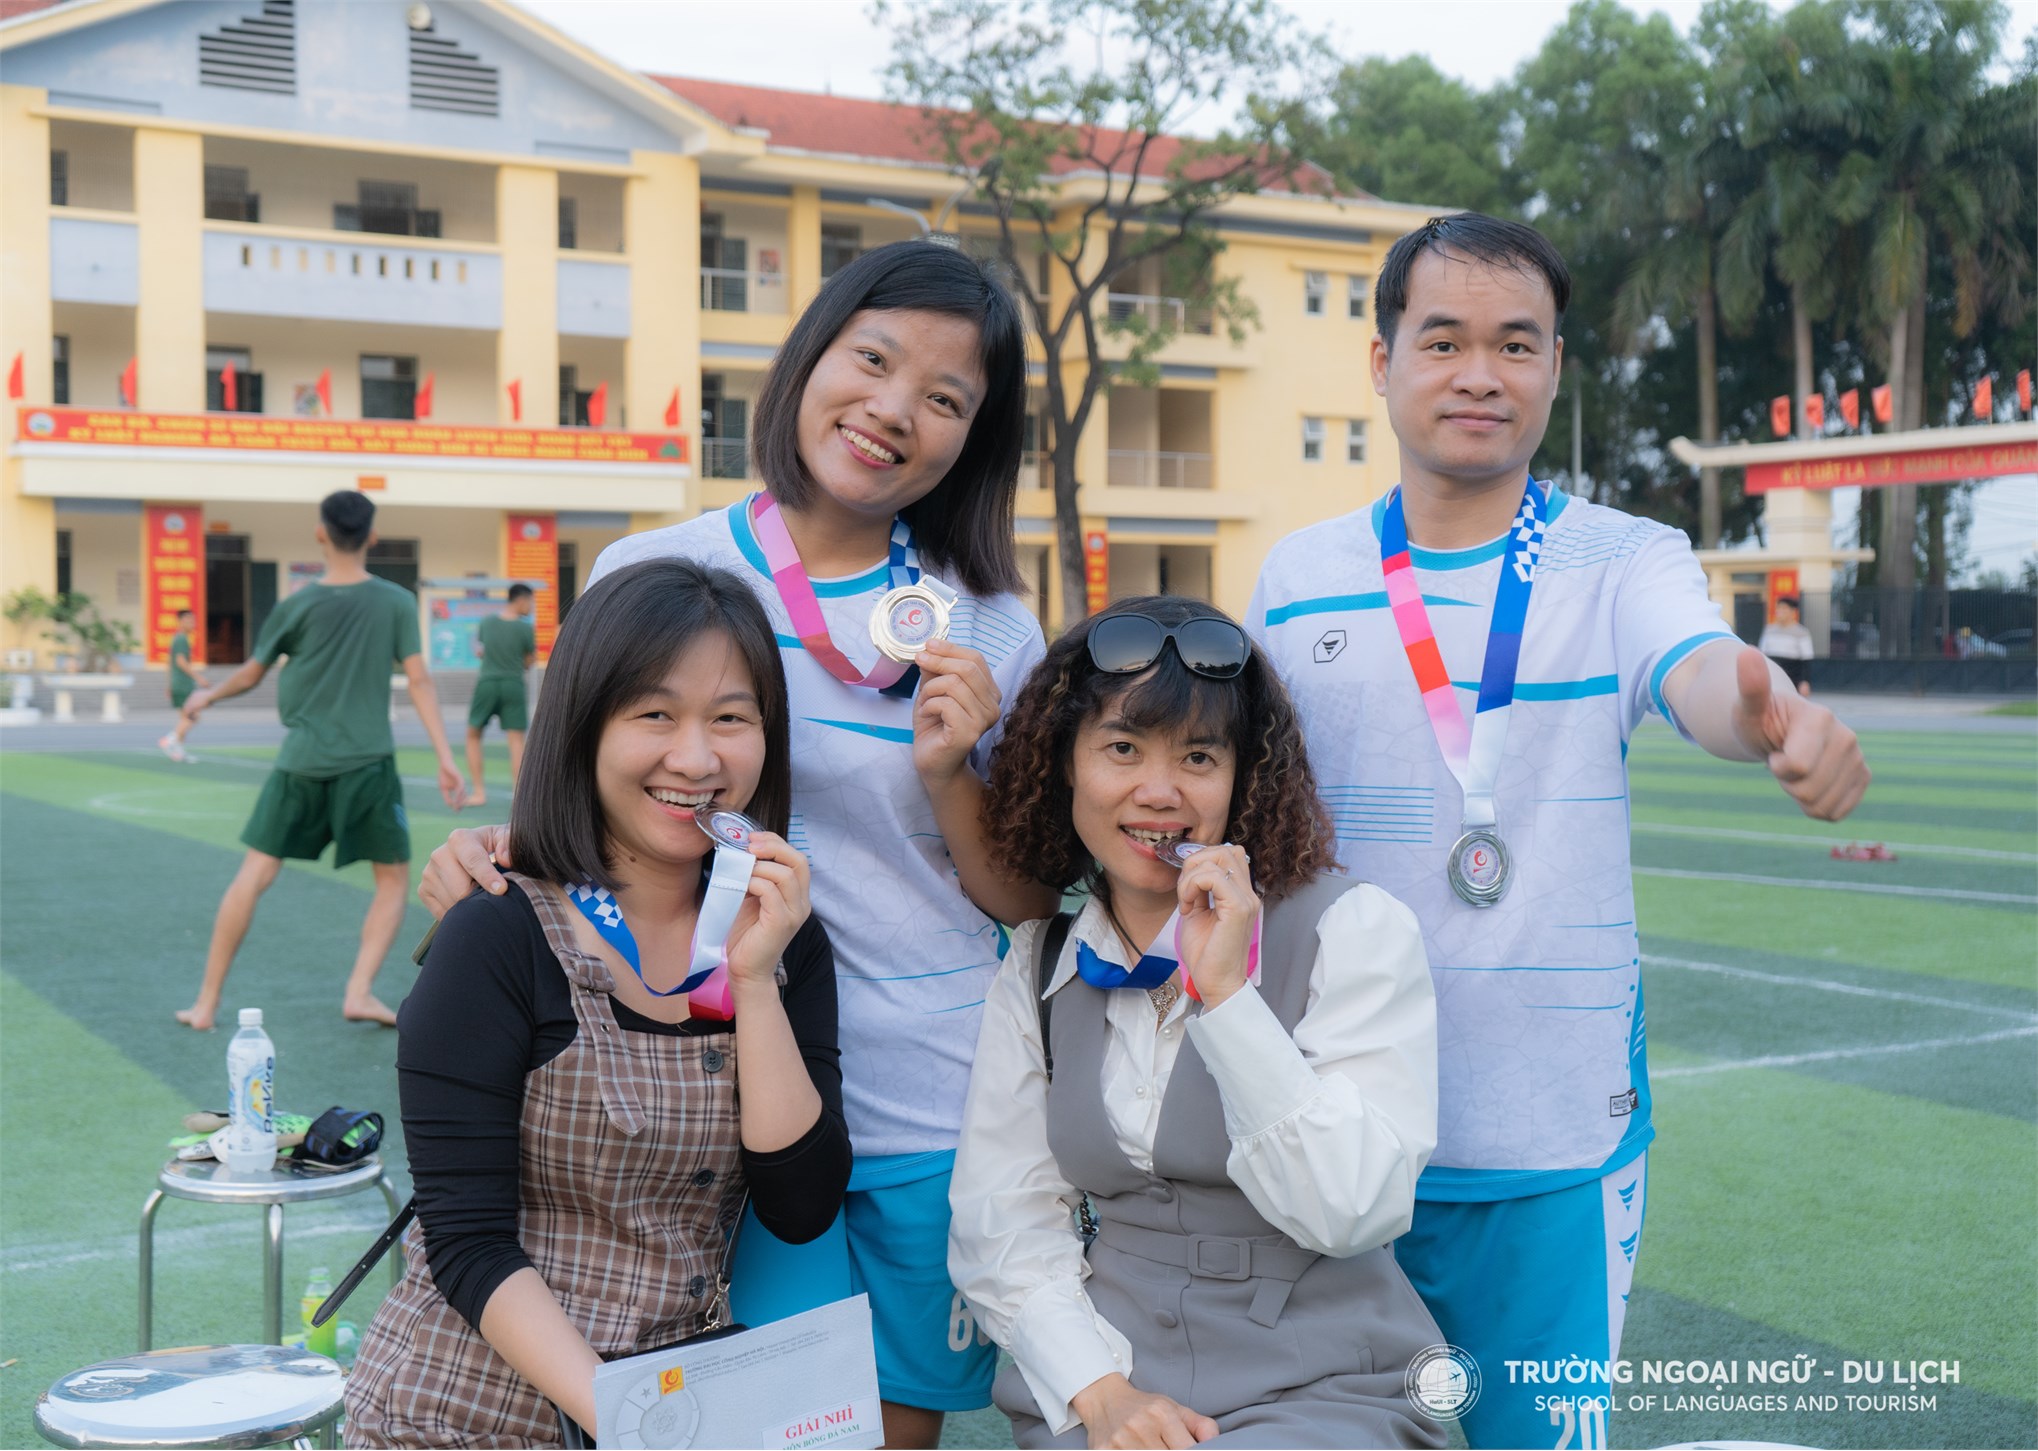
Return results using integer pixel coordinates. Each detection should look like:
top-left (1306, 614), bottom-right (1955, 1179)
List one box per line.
top-left (1635, 865), bottom-right (2037, 905)
top-left (1642, 953), bottom-right (2038, 1024)
top-left (175, 752), bottom-right (448, 794)
top-left (1632, 821), bottom-right (2038, 865)
top-left (1654, 1024), bottom-right (2038, 1079)
top-left (3, 1212), bottom-right (396, 1276)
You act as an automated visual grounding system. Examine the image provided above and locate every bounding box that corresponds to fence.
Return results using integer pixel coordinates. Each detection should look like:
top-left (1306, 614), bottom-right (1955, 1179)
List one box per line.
top-left (1740, 587), bottom-right (2036, 693)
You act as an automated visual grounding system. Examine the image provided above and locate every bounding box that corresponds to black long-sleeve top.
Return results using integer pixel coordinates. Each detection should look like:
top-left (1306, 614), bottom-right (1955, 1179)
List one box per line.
top-left (395, 882), bottom-right (851, 1332)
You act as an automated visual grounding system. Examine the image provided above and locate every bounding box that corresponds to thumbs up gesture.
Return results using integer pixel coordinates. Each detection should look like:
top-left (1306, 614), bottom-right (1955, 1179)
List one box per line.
top-left (1730, 647), bottom-right (1870, 820)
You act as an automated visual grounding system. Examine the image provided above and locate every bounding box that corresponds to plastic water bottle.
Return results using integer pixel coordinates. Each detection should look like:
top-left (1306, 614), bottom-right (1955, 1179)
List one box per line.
top-left (220, 1008), bottom-right (277, 1171)
top-left (300, 1267), bottom-right (338, 1358)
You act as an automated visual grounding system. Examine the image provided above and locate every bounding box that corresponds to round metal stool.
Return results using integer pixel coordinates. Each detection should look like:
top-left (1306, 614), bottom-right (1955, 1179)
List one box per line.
top-left (138, 1156), bottom-right (404, 1350)
top-left (35, 1345), bottom-right (344, 1449)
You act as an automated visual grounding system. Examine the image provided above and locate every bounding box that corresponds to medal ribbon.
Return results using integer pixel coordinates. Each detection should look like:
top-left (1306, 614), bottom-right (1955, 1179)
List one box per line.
top-left (1073, 911), bottom-right (1263, 999)
top-left (568, 844), bottom-right (756, 1020)
top-left (1379, 479), bottom-right (1547, 831)
top-left (750, 492), bottom-right (922, 694)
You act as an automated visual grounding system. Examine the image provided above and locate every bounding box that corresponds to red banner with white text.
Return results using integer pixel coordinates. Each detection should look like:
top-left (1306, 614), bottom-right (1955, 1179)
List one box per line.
top-left (144, 504), bottom-right (205, 667)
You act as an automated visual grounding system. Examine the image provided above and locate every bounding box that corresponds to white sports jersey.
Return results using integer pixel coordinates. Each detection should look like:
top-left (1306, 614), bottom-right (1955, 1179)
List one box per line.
top-left (1247, 485), bottom-right (1734, 1201)
top-left (592, 499), bottom-right (1047, 1155)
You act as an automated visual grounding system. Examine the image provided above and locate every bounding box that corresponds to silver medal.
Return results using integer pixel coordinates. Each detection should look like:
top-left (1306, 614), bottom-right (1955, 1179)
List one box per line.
top-left (869, 583), bottom-right (951, 663)
top-left (1154, 839), bottom-right (1216, 869)
top-left (697, 808), bottom-right (763, 854)
top-left (1446, 828), bottom-right (1510, 907)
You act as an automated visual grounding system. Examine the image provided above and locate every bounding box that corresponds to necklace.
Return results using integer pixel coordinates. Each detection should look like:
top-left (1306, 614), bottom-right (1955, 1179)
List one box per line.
top-left (1147, 979), bottom-right (1181, 1022)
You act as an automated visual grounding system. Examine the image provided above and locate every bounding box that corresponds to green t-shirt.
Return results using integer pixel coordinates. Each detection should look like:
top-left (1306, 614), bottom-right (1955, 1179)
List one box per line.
top-left (476, 613), bottom-right (536, 682)
top-left (168, 631), bottom-right (195, 695)
top-left (253, 578), bottom-right (422, 777)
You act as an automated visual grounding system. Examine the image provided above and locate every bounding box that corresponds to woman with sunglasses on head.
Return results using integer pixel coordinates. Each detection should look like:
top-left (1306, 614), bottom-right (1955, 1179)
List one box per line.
top-left (417, 241), bottom-right (1056, 1447)
top-left (950, 596), bottom-right (1446, 1450)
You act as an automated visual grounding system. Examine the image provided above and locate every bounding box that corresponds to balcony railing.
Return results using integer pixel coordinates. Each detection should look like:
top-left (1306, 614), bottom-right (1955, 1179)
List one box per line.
top-left (1107, 449), bottom-right (1212, 489)
top-left (702, 437), bottom-right (750, 479)
top-left (700, 267), bottom-right (788, 314)
top-left (201, 226), bottom-right (502, 330)
top-left (1105, 293), bottom-right (1214, 336)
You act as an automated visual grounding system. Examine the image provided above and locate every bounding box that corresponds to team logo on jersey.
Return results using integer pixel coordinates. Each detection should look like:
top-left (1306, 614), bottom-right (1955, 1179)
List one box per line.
top-left (1406, 1344), bottom-right (1482, 1420)
top-left (1313, 629), bottom-right (1347, 663)
top-left (1609, 1087), bottom-right (1639, 1117)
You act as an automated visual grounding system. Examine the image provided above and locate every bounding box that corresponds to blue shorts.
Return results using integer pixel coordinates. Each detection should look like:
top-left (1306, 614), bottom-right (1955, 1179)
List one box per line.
top-left (729, 1150), bottom-right (996, 1412)
top-left (1394, 1152), bottom-right (1648, 1450)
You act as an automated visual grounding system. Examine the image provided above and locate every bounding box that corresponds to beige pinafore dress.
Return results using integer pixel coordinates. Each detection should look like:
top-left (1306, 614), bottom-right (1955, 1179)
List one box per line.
top-left (345, 875), bottom-right (746, 1448)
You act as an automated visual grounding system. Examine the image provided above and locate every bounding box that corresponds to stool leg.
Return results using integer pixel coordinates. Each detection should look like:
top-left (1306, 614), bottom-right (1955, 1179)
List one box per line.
top-left (377, 1172), bottom-right (407, 1288)
top-left (265, 1202), bottom-right (285, 1344)
top-left (138, 1188), bottom-right (165, 1351)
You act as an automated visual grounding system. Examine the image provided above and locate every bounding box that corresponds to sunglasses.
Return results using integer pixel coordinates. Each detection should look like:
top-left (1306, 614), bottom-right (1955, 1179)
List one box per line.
top-left (1087, 612), bottom-right (1250, 680)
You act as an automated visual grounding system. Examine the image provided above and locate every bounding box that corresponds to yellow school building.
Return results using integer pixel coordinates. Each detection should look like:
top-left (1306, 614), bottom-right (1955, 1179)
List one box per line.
top-left (2, 0), bottom-right (1439, 671)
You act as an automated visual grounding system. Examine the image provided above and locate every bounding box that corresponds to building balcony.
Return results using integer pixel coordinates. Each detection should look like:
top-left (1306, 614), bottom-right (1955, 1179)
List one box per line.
top-left (557, 256), bottom-right (630, 338)
top-left (1107, 449), bottom-right (1212, 489)
top-left (50, 212), bottom-right (138, 307)
top-left (203, 224), bottom-right (502, 330)
top-left (1105, 292), bottom-right (1214, 336)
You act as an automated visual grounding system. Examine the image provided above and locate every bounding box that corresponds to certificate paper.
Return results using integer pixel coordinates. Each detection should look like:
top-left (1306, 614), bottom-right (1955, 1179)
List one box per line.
top-left (593, 1295), bottom-right (882, 1449)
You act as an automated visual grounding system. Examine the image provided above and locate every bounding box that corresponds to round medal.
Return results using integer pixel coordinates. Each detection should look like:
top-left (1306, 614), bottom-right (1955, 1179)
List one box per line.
top-left (1446, 829), bottom-right (1510, 907)
top-left (869, 583), bottom-right (951, 663)
top-left (1154, 839), bottom-right (1215, 869)
top-left (697, 808), bottom-right (763, 854)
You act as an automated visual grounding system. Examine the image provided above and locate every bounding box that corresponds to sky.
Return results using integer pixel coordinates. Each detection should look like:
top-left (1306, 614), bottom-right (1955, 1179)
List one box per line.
top-left (521, 0), bottom-right (2038, 584)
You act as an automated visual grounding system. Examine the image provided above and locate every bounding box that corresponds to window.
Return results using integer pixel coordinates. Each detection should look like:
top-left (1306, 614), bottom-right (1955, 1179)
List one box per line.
top-left (700, 372), bottom-right (749, 479)
top-left (337, 181), bottom-right (439, 238)
top-left (1302, 416), bottom-right (1324, 462)
top-left (204, 165), bottom-right (260, 223)
top-left (558, 364), bottom-right (595, 428)
top-left (52, 336), bottom-right (69, 406)
top-left (206, 346), bottom-right (263, 413)
top-left (557, 539), bottom-right (579, 619)
top-left (56, 529), bottom-right (72, 597)
top-left (1345, 419), bottom-right (1368, 464)
top-left (1304, 271), bottom-right (1326, 316)
top-left (50, 150), bottom-right (68, 207)
top-left (361, 354), bottom-right (417, 419)
top-left (821, 222), bottom-right (862, 279)
top-left (366, 538), bottom-right (420, 595)
top-left (1347, 275), bottom-right (1368, 320)
top-left (558, 196), bottom-right (577, 250)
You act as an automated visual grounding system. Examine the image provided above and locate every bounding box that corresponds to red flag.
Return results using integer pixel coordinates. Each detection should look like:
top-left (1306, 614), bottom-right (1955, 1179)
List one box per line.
top-left (5, 352), bottom-right (21, 400)
top-left (1804, 394), bottom-right (1825, 431)
top-left (2019, 370), bottom-right (2032, 414)
top-left (1973, 376), bottom-right (1993, 419)
top-left (506, 378), bottom-right (522, 422)
top-left (120, 357), bottom-right (138, 408)
top-left (587, 381), bottom-right (608, 429)
top-left (1871, 383), bottom-right (1893, 424)
top-left (1838, 389), bottom-right (1860, 430)
top-left (315, 368), bottom-right (332, 417)
top-left (1770, 395), bottom-right (1790, 437)
top-left (664, 387), bottom-right (681, 428)
top-left (219, 361), bottom-right (237, 412)
top-left (415, 372), bottom-right (435, 420)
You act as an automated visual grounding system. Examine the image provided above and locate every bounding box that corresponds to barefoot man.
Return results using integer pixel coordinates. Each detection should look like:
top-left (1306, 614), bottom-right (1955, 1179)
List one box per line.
top-left (462, 582), bottom-right (536, 806)
top-left (176, 490), bottom-right (464, 1029)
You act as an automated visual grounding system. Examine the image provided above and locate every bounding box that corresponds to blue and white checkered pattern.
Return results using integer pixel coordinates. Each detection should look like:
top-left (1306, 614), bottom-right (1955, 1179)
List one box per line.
top-left (569, 883), bottom-right (624, 931)
top-left (1511, 500), bottom-right (1548, 584)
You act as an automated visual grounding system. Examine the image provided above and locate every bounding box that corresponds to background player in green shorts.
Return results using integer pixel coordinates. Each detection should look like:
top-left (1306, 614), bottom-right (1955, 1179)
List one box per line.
top-left (174, 490), bottom-right (466, 1031)
top-left (157, 608), bottom-right (209, 763)
top-left (462, 582), bottom-right (536, 806)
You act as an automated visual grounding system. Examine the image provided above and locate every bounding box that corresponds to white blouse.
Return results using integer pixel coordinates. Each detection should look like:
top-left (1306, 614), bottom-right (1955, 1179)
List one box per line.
top-left (947, 883), bottom-right (1438, 1436)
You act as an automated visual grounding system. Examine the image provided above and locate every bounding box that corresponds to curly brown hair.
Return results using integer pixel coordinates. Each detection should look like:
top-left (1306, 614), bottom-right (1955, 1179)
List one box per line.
top-left (982, 596), bottom-right (1338, 904)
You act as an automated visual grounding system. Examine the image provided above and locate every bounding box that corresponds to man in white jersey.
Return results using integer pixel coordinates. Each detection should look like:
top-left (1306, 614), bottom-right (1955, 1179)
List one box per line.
top-left (1248, 214), bottom-right (1869, 1450)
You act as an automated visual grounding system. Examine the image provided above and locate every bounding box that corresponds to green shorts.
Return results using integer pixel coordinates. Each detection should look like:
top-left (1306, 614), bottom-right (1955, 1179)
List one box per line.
top-left (467, 676), bottom-right (528, 731)
top-left (170, 681), bottom-right (194, 709)
top-left (240, 758), bottom-right (410, 868)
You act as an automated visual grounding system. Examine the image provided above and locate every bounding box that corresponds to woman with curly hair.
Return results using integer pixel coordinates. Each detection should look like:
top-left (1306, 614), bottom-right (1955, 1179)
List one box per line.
top-left (948, 595), bottom-right (1446, 1449)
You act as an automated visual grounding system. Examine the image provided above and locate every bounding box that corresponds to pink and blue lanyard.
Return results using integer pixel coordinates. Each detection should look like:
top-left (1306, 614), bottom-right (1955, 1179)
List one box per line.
top-left (1379, 478), bottom-right (1547, 832)
top-left (750, 491), bottom-right (924, 698)
top-left (568, 846), bottom-right (754, 1021)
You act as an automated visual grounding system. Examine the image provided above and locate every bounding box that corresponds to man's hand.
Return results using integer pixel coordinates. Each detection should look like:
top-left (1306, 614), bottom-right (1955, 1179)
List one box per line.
top-left (438, 757), bottom-right (467, 811)
top-left (420, 824), bottom-right (512, 916)
top-left (1071, 1374), bottom-right (1217, 1449)
top-left (1729, 646), bottom-right (1870, 820)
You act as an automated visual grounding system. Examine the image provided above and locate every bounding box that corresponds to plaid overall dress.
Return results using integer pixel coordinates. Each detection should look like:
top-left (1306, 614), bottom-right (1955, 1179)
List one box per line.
top-left (345, 875), bottom-right (747, 1448)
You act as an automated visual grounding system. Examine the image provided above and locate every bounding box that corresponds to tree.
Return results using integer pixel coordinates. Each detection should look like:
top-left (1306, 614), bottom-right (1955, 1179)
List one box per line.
top-left (1314, 55), bottom-right (1521, 216)
top-left (876, 0), bottom-right (1325, 620)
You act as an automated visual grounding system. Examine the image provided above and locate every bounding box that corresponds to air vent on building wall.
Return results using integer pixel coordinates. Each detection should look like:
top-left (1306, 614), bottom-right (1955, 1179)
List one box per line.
top-left (199, 0), bottom-right (296, 96)
top-left (410, 22), bottom-right (500, 117)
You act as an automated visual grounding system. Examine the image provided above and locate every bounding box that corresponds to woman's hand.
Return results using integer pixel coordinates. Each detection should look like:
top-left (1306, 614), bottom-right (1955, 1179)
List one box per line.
top-left (420, 824), bottom-right (512, 916)
top-left (1071, 1373), bottom-right (1217, 1449)
top-left (911, 639), bottom-right (1002, 787)
top-left (1174, 844), bottom-right (1259, 1010)
top-left (722, 830), bottom-right (812, 993)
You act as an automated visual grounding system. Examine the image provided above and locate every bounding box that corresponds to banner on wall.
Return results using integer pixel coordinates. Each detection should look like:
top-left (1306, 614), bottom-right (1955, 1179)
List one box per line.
top-left (506, 513), bottom-right (559, 660)
top-left (1766, 569), bottom-right (1800, 622)
top-left (1083, 530), bottom-right (1110, 615)
top-left (1745, 440), bottom-right (2038, 494)
top-left (143, 503), bottom-right (204, 666)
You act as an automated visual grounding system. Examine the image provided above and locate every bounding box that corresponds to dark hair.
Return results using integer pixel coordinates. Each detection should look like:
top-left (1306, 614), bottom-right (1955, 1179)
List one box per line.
top-left (508, 560), bottom-right (792, 892)
top-left (751, 240), bottom-right (1026, 597)
top-left (175, 608), bottom-right (195, 621)
top-left (1374, 213), bottom-right (1572, 351)
top-left (319, 490), bottom-right (376, 552)
top-left (507, 583), bottom-right (534, 604)
top-left (1776, 595), bottom-right (1801, 611)
top-left (982, 595), bottom-right (1338, 904)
